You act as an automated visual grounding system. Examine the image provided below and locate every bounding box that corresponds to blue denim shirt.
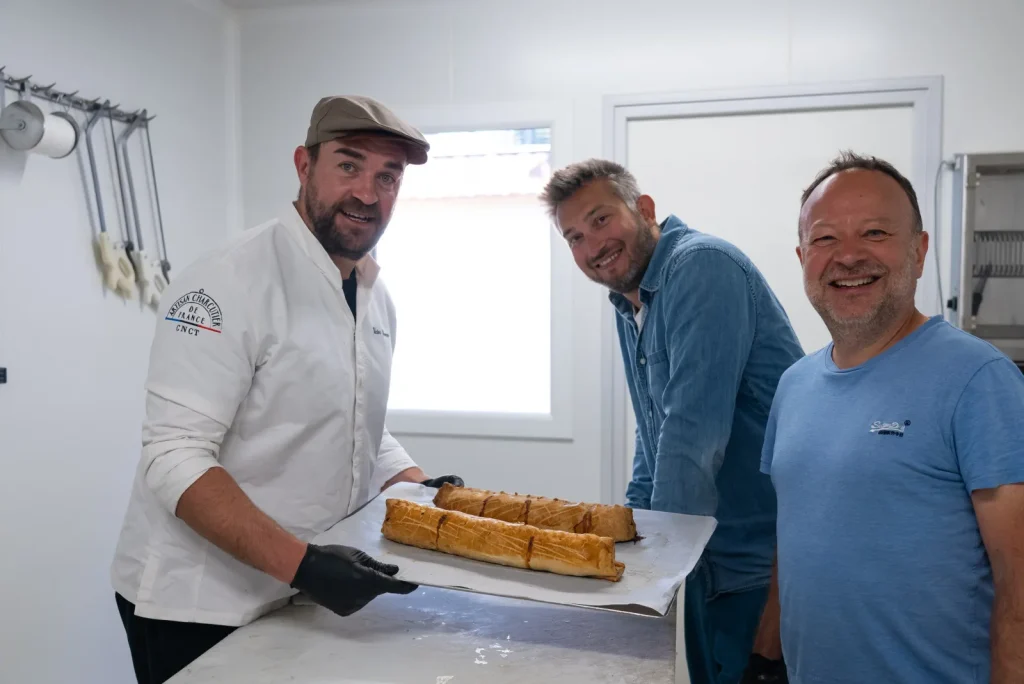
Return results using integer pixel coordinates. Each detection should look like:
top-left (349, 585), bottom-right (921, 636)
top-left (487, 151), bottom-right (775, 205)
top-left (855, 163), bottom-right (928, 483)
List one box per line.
top-left (612, 215), bottom-right (804, 595)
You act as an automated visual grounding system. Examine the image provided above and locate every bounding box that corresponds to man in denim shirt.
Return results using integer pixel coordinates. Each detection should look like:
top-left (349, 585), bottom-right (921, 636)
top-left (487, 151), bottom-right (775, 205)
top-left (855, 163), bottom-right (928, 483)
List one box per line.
top-left (542, 159), bottom-right (803, 684)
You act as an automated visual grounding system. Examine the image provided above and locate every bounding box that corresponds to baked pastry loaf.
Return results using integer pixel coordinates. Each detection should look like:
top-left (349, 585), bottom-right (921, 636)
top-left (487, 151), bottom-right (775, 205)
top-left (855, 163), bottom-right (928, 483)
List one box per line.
top-left (432, 484), bottom-right (638, 542)
top-left (381, 498), bottom-right (625, 581)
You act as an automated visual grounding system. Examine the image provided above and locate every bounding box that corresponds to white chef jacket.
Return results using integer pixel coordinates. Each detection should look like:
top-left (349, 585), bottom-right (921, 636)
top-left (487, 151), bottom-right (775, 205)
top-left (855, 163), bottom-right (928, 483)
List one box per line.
top-left (110, 203), bottom-right (417, 627)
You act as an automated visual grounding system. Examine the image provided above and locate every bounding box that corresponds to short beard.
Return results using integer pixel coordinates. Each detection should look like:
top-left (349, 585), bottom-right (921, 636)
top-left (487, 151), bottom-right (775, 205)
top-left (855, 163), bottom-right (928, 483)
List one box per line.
top-left (603, 212), bottom-right (659, 294)
top-left (809, 246), bottom-right (919, 349)
top-left (303, 177), bottom-right (384, 260)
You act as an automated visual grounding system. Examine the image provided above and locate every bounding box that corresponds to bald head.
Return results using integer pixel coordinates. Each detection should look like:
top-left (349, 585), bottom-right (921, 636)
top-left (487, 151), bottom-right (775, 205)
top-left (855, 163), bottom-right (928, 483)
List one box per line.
top-left (798, 151), bottom-right (922, 241)
top-left (799, 168), bottom-right (920, 243)
top-left (796, 154), bottom-right (929, 350)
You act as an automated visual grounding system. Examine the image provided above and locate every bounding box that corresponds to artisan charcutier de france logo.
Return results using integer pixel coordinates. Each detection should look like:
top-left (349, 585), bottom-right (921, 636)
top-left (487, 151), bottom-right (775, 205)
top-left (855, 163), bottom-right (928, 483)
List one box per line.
top-left (165, 289), bottom-right (223, 336)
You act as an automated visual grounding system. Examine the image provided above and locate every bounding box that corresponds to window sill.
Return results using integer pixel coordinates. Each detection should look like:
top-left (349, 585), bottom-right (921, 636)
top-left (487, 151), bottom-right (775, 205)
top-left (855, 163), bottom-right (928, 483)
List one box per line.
top-left (385, 408), bottom-right (573, 441)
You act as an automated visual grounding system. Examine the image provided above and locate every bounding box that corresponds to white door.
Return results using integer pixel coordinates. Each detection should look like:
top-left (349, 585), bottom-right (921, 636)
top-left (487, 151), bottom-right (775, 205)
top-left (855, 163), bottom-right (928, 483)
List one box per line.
top-left (628, 105), bottom-right (915, 353)
top-left (609, 81), bottom-right (941, 501)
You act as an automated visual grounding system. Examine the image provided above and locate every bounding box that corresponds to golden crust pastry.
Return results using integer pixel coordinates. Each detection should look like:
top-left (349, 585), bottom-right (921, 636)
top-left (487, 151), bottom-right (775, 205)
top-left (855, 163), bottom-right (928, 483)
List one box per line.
top-left (432, 484), bottom-right (638, 542)
top-left (381, 498), bottom-right (625, 581)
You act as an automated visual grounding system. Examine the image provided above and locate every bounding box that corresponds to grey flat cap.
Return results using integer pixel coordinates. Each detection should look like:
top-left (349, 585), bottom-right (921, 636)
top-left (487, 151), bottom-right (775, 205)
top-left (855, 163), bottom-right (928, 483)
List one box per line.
top-left (304, 95), bottom-right (429, 165)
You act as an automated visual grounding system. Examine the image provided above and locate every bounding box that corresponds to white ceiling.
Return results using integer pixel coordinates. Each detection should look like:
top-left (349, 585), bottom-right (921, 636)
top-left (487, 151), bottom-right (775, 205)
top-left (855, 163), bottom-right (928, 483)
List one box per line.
top-left (217, 0), bottom-right (349, 7)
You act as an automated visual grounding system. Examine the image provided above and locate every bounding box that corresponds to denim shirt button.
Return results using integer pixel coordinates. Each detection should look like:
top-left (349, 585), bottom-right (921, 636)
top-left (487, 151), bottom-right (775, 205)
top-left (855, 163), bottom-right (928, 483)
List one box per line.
top-left (639, 357), bottom-right (646, 365)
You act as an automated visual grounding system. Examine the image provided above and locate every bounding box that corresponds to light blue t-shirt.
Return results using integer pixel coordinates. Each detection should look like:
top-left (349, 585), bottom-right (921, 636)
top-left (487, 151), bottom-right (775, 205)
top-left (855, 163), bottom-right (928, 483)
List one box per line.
top-left (761, 316), bottom-right (1024, 684)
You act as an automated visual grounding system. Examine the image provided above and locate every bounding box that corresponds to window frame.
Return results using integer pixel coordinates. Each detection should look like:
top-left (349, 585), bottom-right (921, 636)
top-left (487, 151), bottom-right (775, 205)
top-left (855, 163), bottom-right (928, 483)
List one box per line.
top-left (380, 101), bottom-right (575, 441)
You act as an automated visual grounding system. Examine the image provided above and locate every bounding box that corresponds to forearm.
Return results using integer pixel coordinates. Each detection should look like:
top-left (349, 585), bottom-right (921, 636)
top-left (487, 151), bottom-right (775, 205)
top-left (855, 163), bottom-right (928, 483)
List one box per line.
top-left (751, 553), bottom-right (783, 659)
top-left (970, 482), bottom-right (1024, 683)
top-left (382, 466), bottom-right (427, 490)
top-left (626, 431), bottom-right (653, 509)
top-left (991, 588), bottom-right (1024, 683)
top-left (651, 443), bottom-right (720, 516)
top-left (175, 466), bottom-right (308, 584)
top-left (651, 252), bottom-right (753, 515)
top-left (625, 479), bottom-right (652, 509)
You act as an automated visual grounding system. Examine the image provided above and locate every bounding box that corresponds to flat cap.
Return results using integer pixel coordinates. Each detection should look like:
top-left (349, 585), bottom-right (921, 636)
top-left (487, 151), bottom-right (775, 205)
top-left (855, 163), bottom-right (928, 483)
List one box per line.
top-left (304, 95), bottom-right (429, 165)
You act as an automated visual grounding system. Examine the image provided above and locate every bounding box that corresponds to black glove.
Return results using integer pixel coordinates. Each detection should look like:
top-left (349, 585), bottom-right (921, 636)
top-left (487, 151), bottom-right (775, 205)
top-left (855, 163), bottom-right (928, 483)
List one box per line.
top-left (741, 654), bottom-right (788, 683)
top-left (420, 474), bottom-right (464, 488)
top-left (290, 544), bottom-right (417, 617)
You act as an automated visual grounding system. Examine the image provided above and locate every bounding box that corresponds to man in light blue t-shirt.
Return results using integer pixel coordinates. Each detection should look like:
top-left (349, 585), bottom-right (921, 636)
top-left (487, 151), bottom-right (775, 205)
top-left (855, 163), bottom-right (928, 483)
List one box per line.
top-left (761, 151), bottom-right (1024, 684)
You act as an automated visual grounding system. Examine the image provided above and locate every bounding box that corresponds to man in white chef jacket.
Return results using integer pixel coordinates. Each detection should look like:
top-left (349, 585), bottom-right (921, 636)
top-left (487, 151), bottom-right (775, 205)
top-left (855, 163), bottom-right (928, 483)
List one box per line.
top-left (110, 95), bottom-right (464, 684)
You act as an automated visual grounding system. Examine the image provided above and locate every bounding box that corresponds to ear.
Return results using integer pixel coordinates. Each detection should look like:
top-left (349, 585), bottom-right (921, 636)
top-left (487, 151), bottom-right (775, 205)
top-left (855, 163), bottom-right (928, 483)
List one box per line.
top-left (913, 231), bottom-right (930, 277)
top-left (795, 221), bottom-right (808, 266)
top-left (636, 194), bottom-right (656, 223)
top-left (294, 145), bottom-right (312, 183)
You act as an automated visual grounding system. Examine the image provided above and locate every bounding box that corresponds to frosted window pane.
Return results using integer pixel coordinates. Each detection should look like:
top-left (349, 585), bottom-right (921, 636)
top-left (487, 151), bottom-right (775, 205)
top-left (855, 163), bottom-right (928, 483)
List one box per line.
top-left (375, 128), bottom-right (553, 414)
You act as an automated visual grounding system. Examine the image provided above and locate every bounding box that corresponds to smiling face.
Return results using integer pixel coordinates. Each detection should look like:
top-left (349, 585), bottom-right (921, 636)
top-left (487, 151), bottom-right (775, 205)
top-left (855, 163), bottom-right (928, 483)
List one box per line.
top-left (797, 168), bottom-right (928, 342)
top-left (555, 179), bottom-right (660, 297)
top-left (294, 134), bottom-right (408, 261)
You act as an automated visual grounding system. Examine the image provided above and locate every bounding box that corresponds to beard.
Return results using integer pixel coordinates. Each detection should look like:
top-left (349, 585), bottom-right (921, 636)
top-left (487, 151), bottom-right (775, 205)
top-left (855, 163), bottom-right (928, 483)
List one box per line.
top-left (595, 212), bottom-right (659, 294)
top-left (807, 245), bottom-right (919, 345)
top-left (304, 178), bottom-right (386, 260)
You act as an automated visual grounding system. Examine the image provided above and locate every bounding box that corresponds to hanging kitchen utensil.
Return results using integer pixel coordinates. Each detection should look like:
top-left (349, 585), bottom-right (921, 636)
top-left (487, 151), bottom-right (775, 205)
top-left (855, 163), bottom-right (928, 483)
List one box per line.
top-left (84, 100), bottom-right (135, 298)
top-left (117, 110), bottom-right (167, 308)
top-left (0, 66), bottom-right (8, 111)
top-left (141, 113), bottom-right (171, 283)
top-left (0, 77), bottom-right (80, 159)
top-left (107, 105), bottom-right (136, 276)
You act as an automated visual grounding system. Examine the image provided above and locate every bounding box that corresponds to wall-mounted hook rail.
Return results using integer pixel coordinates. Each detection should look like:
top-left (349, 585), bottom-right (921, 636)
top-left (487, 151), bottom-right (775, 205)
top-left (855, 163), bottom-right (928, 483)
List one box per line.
top-left (2, 64), bottom-right (171, 304)
top-left (2, 69), bottom-right (154, 123)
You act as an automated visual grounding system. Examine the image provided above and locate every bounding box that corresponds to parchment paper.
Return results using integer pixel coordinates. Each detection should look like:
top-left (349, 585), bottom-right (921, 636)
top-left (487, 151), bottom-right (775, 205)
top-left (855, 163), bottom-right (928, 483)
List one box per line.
top-left (309, 482), bottom-right (717, 617)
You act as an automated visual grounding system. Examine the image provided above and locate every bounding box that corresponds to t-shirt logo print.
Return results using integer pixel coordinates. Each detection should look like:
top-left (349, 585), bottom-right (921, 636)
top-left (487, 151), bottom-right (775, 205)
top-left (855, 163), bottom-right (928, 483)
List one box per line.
top-left (869, 420), bottom-right (911, 437)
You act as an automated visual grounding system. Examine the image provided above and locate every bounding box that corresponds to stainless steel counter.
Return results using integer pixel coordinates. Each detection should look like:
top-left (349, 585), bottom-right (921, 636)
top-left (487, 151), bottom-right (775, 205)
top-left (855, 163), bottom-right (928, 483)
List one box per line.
top-left (167, 587), bottom-right (685, 684)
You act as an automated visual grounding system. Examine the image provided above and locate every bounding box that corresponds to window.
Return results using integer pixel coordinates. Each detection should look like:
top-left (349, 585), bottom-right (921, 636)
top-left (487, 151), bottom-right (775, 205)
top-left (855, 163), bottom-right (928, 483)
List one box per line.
top-left (376, 127), bottom-right (556, 423)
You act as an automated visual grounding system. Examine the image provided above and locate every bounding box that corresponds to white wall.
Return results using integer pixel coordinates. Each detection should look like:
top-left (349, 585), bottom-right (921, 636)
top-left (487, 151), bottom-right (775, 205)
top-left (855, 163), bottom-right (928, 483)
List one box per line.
top-left (236, 0), bottom-right (1024, 502)
top-left (0, 1), bottom-right (238, 682)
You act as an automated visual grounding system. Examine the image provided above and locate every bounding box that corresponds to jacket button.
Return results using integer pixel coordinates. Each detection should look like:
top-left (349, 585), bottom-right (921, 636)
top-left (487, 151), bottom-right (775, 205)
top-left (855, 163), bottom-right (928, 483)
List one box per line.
top-left (639, 357), bottom-right (646, 365)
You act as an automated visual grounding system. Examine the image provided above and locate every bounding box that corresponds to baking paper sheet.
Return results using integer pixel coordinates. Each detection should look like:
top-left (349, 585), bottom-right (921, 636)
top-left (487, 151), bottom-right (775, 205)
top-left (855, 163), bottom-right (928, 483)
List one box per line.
top-left (309, 482), bottom-right (717, 617)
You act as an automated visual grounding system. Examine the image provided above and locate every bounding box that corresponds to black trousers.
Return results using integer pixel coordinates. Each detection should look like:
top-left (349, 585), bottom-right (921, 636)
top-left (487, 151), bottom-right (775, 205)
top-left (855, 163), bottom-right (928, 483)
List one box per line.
top-left (115, 593), bottom-right (237, 684)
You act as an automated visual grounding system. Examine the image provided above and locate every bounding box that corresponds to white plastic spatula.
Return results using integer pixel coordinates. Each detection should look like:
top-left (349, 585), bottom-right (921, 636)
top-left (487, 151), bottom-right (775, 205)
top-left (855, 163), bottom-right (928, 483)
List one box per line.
top-left (84, 101), bottom-right (135, 298)
top-left (142, 114), bottom-right (172, 285)
top-left (117, 111), bottom-right (164, 308)
top-left (130, 250), bottom-right (165, 307)
top-left (98, 232), bottom-right (136, 298)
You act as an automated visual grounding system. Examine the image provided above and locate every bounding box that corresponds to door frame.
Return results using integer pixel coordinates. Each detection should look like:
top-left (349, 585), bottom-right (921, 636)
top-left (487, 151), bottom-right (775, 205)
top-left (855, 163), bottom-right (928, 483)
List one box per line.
top-left (598, 77), bottom-right (945, 504)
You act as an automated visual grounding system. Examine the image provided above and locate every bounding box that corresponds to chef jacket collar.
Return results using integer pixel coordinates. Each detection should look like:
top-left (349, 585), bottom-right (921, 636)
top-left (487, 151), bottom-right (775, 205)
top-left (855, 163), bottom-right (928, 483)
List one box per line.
top-left (281, 201), bottom-right (381, 291)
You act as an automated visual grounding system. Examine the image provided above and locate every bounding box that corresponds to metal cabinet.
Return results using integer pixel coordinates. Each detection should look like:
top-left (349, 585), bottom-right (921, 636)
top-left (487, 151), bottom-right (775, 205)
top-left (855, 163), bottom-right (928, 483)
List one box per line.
top-left (948, 152), bottom-right (1024, 370)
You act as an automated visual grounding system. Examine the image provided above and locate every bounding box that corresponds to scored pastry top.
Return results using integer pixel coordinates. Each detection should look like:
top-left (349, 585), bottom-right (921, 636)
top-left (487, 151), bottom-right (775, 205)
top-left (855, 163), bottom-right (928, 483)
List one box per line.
top-left (432, 484), bottom-right (639, 542)
top-left (381, 497), bottom-right (625, 581)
